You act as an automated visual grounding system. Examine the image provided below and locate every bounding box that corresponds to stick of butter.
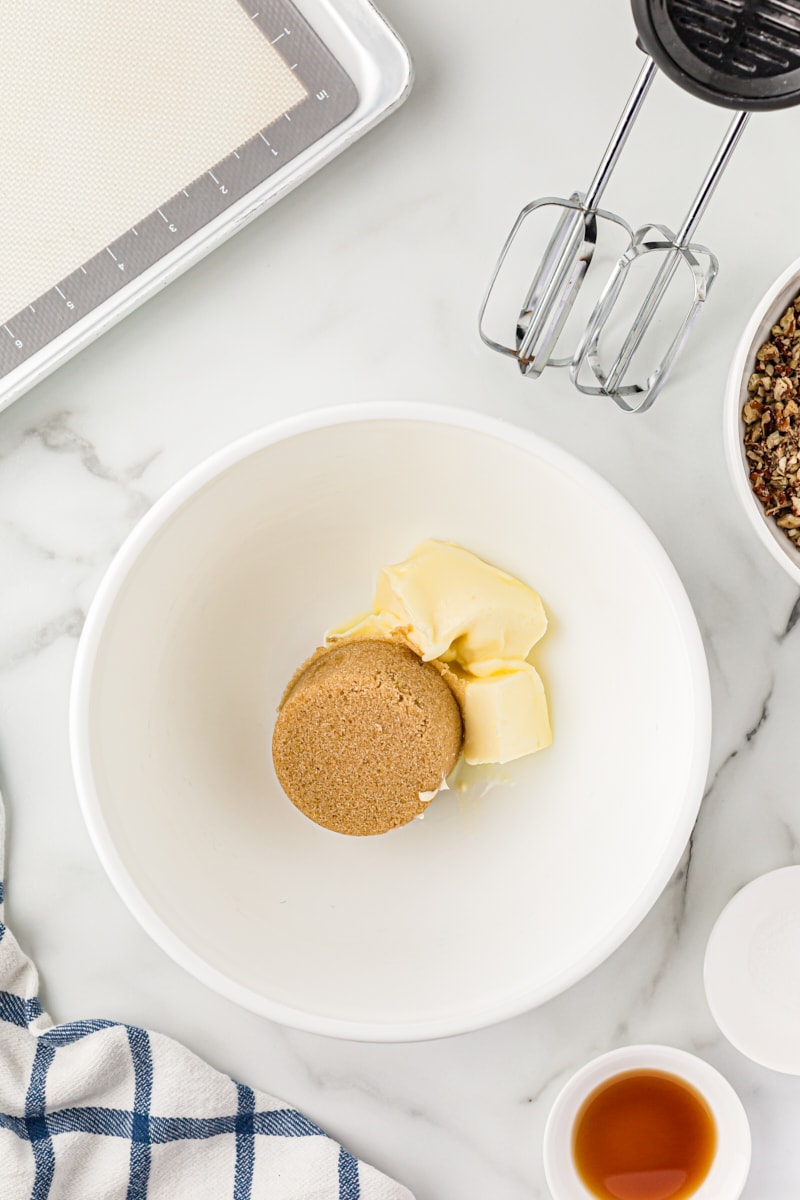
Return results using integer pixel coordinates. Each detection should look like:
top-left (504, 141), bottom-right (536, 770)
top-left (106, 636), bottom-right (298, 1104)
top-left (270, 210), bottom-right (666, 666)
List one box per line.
top-left (327, 540), bottom-right (552, 767)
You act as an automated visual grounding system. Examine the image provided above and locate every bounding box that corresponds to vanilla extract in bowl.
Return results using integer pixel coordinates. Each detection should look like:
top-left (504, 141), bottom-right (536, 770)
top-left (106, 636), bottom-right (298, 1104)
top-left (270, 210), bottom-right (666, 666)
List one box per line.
top-left (572, 1069), bottom-right (717, 1200)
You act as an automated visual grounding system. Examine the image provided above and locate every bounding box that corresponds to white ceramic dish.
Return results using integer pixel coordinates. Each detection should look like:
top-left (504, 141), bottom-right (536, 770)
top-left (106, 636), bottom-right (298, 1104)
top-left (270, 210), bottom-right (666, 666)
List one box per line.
top-left (724, 254), bottom-right (800, 584)
top-left (705, 866), bottom-right (800, 1075)
top-left (543, 1045), bottom-right (751, 1200)
top-left (70, 403), bottom-right (711, 1041)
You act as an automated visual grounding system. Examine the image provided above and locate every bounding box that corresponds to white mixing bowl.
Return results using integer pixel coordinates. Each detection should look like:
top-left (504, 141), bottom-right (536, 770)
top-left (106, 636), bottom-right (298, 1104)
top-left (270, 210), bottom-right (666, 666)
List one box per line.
top-left (70, 404), bottom-right (711, 1041)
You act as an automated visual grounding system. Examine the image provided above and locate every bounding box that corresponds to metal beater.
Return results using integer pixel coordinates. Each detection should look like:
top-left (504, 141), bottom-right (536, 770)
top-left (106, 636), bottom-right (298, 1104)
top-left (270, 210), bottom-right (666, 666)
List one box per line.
top-left (480, 0), bottom-right (800, 412)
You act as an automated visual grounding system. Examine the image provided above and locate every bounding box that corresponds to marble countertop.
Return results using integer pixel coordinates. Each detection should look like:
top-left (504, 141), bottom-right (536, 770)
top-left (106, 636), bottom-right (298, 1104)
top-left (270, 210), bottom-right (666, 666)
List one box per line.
top-left (2, 1), bottom-right (800, 1196)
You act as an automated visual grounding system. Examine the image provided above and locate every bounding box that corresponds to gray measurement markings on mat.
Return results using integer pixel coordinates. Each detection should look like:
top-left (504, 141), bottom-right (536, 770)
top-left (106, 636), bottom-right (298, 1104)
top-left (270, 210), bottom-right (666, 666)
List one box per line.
top-left (0, 0), bottom-right (357, 380)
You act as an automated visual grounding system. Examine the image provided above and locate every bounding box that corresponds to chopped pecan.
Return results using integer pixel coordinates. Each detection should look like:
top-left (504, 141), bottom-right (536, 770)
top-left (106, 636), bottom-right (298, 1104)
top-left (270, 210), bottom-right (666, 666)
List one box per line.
top-left (743, 293), bottom-right (800, 549)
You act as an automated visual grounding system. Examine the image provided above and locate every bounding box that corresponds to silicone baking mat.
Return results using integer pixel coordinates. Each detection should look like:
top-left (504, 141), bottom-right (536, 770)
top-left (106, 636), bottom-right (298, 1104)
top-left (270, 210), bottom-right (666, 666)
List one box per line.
top-left (0, 0), bottom-right (358, 385)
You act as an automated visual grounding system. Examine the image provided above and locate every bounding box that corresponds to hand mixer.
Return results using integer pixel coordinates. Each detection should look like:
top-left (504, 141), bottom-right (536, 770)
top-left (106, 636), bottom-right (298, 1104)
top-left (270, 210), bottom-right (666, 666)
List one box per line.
top-left (479, 0), bottom-right (800, 412)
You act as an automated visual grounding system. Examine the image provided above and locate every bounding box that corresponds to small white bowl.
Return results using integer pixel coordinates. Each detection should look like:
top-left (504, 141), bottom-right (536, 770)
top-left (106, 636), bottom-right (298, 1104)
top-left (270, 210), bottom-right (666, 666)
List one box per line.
top-left (724, 255), bottom-right (800, 583)
top-left (70, 403), bottom-right (710, 1041)
top-left (705, 866), bottom-right (800, 1075)
top-left (544, 1045), bottom-right (751, 1200)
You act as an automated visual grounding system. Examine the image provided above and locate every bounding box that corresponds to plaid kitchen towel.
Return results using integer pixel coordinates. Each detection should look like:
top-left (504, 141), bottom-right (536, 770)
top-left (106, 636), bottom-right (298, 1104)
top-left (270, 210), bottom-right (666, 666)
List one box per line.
top-left (0, 800), bottom-right (413, 1200)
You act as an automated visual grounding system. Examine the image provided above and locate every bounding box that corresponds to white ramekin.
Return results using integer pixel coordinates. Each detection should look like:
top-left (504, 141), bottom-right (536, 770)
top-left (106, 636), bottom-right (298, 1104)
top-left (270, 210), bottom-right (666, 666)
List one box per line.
top-left (543, 1044), bottom-right (751, 1200)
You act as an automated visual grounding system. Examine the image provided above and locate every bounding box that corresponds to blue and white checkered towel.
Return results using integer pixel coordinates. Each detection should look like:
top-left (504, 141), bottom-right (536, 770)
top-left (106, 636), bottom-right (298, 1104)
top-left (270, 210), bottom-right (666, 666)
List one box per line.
top-left (0, 800), bottom-right (413, 1200)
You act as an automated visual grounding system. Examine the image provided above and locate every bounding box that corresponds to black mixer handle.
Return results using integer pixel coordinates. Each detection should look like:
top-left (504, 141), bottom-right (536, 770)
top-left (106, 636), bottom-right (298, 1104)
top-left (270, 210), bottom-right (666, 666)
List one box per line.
top-left (632, 0), bottom-right (800, 110)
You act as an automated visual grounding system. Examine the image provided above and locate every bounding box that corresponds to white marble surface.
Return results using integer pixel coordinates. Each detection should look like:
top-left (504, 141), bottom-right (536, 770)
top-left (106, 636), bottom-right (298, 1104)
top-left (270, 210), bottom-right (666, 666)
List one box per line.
top-left (2, 1), bottom-right (800, 1196)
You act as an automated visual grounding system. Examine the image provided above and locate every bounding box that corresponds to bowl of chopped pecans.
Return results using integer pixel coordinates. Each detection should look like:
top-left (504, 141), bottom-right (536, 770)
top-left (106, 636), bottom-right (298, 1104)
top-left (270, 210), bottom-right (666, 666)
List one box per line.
top-left (725, 256), bottom-right (800, 583)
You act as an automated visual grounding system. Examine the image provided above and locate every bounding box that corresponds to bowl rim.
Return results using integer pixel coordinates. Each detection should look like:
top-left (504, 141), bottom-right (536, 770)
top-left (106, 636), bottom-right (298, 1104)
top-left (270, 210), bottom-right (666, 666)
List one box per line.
top-left (723, 253), bottom-right (800, 585)
top-left (70, 402), bottom-right (712, 1042)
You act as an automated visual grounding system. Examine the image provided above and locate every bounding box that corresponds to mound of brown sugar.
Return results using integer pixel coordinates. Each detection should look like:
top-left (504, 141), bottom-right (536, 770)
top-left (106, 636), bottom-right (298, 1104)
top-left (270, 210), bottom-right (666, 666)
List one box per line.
top-left (272, 639), bottom-right (463, 836)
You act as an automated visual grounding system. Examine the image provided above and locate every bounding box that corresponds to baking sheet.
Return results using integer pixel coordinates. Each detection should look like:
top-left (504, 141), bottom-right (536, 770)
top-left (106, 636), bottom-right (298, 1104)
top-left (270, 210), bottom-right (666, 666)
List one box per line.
top-left (0, 0), bottom-right (411, 410)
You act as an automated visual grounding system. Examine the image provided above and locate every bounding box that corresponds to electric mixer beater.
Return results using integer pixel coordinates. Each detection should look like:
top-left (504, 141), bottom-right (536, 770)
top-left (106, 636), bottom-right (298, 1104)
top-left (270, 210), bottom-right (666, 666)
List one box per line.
top-left (479, 0), bottom-right (800, 412)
